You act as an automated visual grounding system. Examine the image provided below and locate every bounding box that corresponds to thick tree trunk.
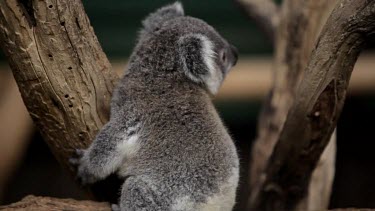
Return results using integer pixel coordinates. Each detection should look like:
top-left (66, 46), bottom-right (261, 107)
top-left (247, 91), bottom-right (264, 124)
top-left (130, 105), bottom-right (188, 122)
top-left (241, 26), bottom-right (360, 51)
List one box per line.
top-left (0, 0), bottom-right (118, 176)
top-left (0, 0), bottom-right (120, 202)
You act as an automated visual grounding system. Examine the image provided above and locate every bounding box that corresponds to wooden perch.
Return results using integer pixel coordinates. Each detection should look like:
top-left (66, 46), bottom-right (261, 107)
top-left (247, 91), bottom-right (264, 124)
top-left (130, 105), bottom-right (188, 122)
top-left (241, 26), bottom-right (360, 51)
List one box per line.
top-left (249, 0), bottom-right (375, 210)
top-left (0, 195), bottom-right (110, 210)
top-left (234, 0), bottom-right (279, 41)
top-left (1, 195), bottom-right (374, 211)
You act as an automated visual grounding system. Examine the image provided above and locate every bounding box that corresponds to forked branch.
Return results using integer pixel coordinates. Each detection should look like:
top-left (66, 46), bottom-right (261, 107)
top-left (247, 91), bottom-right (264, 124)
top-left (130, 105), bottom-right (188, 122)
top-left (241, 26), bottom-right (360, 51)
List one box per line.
top-left (249, 0), bottom-right (375, 210)
top-left (249, 1), bottom-right (339, 210)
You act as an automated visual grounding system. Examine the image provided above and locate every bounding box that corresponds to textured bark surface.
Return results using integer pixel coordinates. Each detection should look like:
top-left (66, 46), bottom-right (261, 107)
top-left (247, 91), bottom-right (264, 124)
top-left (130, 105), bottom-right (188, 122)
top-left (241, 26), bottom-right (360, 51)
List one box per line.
top-left (248, 0), bottom-right (339, 210)
top-left (298, 131), bottom-right (336, 210)
top-left (249, 0), bottom-right (375, 210)
top-left (0, 0), bottom-right (118, 173)
top-left (0, 195), bottom-right (110, 210)
top-left (1, 195), bottom-right (374, 211)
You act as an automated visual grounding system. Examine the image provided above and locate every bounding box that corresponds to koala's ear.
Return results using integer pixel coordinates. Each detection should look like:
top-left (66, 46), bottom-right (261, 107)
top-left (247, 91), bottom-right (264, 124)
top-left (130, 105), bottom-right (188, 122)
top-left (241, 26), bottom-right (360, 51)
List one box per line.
top-left (178, 34), bottom-right (220, 93)
top-left (142, 2), bottom-right (184, 32)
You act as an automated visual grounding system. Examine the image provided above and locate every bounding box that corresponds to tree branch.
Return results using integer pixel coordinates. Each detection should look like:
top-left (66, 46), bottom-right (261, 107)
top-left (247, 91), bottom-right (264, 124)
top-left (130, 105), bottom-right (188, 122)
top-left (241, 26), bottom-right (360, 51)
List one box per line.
top-left (2, 195), bottom-right (374, 211)
top-left (296, 131), bottom-right (336, 210)
top-left (0, 0), bottom-right (118, 173)
top-left (249, 0), bottom-right (375, 210)
top-left (0, 0), bottom-right (118, 199)
top-left (249, 0), bottom-right (338, 209)
top-left (0, 195), bottom-right (110, 210)
top-left (234, 0), bottom-right (279, 41)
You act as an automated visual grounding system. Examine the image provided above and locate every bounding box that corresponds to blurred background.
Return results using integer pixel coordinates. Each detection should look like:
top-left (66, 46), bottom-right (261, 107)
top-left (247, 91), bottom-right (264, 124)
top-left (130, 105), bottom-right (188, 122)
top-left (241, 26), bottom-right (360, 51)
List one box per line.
top-left (0, 0), bottom-right (375, 210)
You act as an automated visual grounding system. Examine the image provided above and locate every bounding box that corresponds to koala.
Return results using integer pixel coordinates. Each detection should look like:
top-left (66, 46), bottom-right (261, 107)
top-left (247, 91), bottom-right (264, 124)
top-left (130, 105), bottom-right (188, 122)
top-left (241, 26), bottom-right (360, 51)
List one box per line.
top-left (70, 2), bottom-right (239, 211)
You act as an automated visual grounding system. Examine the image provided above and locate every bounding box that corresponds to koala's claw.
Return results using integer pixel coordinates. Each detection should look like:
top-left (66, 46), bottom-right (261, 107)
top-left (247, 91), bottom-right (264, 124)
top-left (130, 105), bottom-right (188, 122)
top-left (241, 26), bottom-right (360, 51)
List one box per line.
top-left (111, 204), bottom-right (120, 211)
top-left (69, 148), bottom-right (86, 166)
top-left (75, 149), bottom-right (86, 157)
top-left (68, 148), bottom-right (98, 185)
top-left (71, 162), bottom-right (98, 186)
top-left (69, 158), bottom-right (80, 166)
top-left (76, 169), bottom-right (97, 186)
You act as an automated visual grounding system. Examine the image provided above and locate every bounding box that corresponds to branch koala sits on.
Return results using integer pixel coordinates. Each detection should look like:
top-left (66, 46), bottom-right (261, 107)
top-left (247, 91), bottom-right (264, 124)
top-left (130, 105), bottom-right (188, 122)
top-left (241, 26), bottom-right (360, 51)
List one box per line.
top-left (70, 2), bottom-right (239, 211)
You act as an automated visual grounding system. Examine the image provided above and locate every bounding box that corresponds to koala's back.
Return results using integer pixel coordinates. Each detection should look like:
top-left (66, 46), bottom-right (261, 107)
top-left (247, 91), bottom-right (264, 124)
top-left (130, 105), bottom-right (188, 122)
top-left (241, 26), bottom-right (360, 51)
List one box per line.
top-left (112, 72), bottom-right (239, 210)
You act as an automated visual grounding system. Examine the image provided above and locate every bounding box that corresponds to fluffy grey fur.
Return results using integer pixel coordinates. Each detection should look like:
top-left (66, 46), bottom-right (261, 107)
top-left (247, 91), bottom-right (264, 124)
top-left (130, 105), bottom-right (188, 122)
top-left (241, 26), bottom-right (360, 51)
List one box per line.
top-left (70, 2), bottom-right (239, 211)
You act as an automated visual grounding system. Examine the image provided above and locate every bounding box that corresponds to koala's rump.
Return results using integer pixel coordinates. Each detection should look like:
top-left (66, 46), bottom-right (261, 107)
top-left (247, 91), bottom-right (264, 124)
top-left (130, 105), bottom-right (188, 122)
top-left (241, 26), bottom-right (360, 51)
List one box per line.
top-left (119, 110), bottom-right (238, 210)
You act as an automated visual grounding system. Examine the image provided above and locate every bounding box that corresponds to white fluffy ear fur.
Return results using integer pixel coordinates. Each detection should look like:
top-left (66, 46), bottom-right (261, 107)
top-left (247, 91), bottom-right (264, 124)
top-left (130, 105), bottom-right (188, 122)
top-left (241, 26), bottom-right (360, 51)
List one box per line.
top-left (178, 34), bottom-right (223, 95)
top-left (199, 35), bottom-right (222, 94)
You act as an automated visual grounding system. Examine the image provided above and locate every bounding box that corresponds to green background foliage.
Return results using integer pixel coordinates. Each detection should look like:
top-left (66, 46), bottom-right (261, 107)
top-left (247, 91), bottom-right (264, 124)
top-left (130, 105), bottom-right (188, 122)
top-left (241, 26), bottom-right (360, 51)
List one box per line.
top-left (83, 0), bottom-right (272, 58)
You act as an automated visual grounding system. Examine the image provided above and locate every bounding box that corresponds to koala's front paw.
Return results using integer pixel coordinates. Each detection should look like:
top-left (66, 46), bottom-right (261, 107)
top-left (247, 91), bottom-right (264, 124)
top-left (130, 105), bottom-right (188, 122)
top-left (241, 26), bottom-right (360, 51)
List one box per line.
top-left (69, 149), bottom-right (99, 185)
top-left (111, 204), bottom-right (120, 211)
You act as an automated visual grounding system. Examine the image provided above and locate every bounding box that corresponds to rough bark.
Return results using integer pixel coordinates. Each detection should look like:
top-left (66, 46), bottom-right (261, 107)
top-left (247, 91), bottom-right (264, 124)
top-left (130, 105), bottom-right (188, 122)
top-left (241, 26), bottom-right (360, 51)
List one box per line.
top-left (0, 195), bottom-right (110, 210)
top-left (1, 195), bottom-right (374, 211)
top-left (297, 130), bottom-right (336, 210)
top-left (0, 0), bottom-right (118, 174)
top-left (248, 0), bottom-right (339, 210)
top-left (249, 0), bottom-right (375, 210)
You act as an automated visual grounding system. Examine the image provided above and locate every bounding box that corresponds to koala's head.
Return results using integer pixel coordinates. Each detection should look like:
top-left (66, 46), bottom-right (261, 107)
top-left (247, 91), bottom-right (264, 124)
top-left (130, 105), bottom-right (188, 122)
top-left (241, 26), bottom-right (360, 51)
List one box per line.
top-left (131, 2), bottom-right (238, 95)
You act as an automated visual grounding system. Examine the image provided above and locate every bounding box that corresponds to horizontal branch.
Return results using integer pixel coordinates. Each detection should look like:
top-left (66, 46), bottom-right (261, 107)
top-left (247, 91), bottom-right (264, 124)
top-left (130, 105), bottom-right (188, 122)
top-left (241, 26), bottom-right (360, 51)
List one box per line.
top-left (250, 0), bottom-right (375, 210)
top-left (234, 0), bottom-right (279, 41)
top-left (1, 195), bottom-right (374, 211)
top-left (0, 195), bottom-right (110, 210)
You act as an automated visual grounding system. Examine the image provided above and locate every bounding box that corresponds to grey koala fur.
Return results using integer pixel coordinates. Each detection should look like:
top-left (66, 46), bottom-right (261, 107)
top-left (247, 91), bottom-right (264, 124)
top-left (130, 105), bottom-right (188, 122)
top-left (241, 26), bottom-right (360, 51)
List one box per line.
top-left (70, 2), bottom-right (239, 211)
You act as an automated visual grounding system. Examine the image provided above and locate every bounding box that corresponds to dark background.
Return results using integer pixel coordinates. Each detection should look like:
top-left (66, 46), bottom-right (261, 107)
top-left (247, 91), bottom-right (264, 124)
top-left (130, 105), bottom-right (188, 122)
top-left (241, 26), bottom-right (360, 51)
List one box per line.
top-left (1, 0), bottom-right (375, 210)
